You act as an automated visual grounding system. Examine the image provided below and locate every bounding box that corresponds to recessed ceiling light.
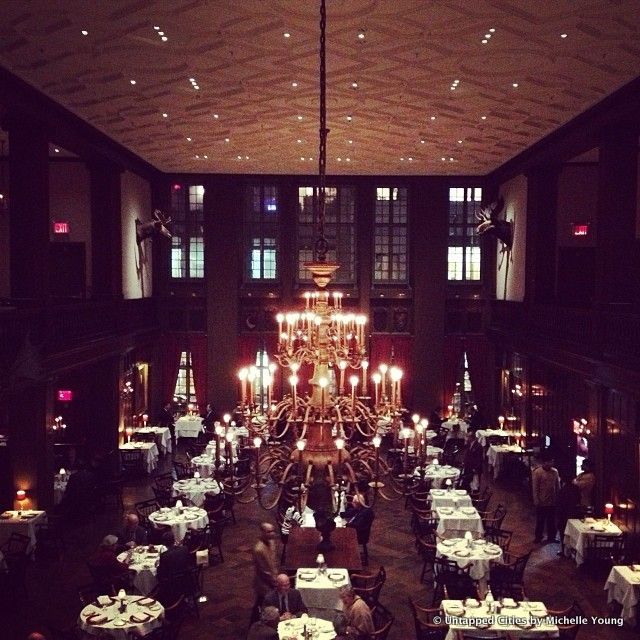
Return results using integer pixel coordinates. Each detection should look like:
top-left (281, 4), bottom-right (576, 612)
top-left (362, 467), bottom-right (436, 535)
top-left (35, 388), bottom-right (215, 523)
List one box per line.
top-left (297, 139), bottom-right (302, 143)
top-left (481, 115), bottom-right (487, 120)
top-left (300, 156), bottom-right (305, 161)
top-left (189, 78), bottom-right (195, 82)
top-left (161, 36), bottom-right (168, 42)
top-left (292, 82), bottom-right (298, 87)
top-left (408, 157), bottom-right (413, 161)
top-left (482, 39), bottom-right (488, 44)
top-left (337, 157), bottom-right (342, 161)
top-left (203, 155), bottom-right (208, 159)
top-left (400, 157), bottom-right (404, 161)
top-left (213, 114), bottom-right (219, 119)
top-left (346, 158), bottom-right (351, 162)
top-left (449, 157), bottom-right (454, 162)
top-left (195, 154), bottom-right (200, 159)
top-left (283, 32), bottom-right (291, 38)
top-left (297, 115), bottom-right (303, 120)
top-left (561, 33), bottom-right (568, 38)
top-left (358, 30), bottom-right (365, 40)
top-left (457, 140), bottom-right (463, 144)
top-left (352, 81), bottom-right (358, 88)
top-left (245, 155), bottom-right (249, 160)
top-left (430, 116), bottom-right (436, 120)
top-left (54, 148), bottom-right (60, 153)
top-left (130, 79), bottom-right (136, 85)
top-left (158, 31), bottom-right (164, 36)
top-left (186, 137), bottom-right (192, 141)
top-left (162, 113), bottom-right (168, 118)
top-left (81, 30), bottom-right (88, 36)
top-left (346, 115), bottom-right (352, 122)
top-left (450, 86), bottom-right (456, 90)
top-left (489, 28), bottom-right (495, 33)
top-left (420, 139), bottom-right (425, 144)
top-left (348, 140), bottom-right (353, 144)
top-left (193, 85), bottom-right (200, 90)
top-left (484, 34), bottom-right (491, 38)
top-left (441, 157), bottom-right (446, 161)
top-left (224, 138), bottom-right (230, 142)
top-left (309, 157), bottom-right (313, 161)
top-left (154, 26), bottom-right (160, 30)
top-left (512, 83), bottom-right (519, 88)
top-left (238, 155), bottom-right (242, 160)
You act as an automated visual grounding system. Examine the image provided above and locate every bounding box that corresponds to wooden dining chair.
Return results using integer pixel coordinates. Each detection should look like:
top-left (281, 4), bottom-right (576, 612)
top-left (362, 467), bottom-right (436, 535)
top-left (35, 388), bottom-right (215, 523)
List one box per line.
top-left (408, 597), bottom-right (448, 640)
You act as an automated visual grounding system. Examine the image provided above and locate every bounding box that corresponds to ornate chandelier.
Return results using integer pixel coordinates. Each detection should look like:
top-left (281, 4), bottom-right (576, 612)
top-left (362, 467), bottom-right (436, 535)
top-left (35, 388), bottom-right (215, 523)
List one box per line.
top-left (219, 0), bottom-right (419, 510)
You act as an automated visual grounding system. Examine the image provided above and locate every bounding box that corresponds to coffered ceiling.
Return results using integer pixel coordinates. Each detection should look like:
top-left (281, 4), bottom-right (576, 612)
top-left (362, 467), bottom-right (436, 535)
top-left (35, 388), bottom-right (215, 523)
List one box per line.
top-left (1, 0), bottom-right (639, 175)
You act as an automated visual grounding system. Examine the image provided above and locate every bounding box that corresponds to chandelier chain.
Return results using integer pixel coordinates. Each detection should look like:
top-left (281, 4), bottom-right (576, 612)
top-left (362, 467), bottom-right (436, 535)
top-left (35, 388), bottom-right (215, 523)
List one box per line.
top-left (315, 0), bottom-right (328, 262)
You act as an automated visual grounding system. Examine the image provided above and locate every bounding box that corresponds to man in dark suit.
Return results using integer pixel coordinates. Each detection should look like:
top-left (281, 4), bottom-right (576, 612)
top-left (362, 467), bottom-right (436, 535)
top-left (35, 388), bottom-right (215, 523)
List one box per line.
top-left (158, 402), bottom-right (176, 448)
top-left (157, 531), bottom-right (192, 582)
top-left (263, 573), bottom-right (308, 620)
top-left (201, 403), bottom-right (216, 431)
top-left (247, 606), bottom-right (279, 640)
top-left (341, 494), bottom-right (375, 546)
top-left (116, 513), bottom-right (148, 551)
top-left (463, 431), bottom-right (484, 490)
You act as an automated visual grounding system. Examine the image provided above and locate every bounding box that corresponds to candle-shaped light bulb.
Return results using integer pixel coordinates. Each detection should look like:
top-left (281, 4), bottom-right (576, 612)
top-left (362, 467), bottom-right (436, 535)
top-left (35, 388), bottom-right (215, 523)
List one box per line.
top-left (335, 437), bottom-right (345, 450)
top-left (412, 413), bottom-right (420, 425)
top-left (223, 413), bottom-right (231, 424)
top-left (372, 435), bottom-right (382, 448)
top-left (194, 471), bottom-right (201, 479)
top-left (253, 436), bottom-right (262, 448)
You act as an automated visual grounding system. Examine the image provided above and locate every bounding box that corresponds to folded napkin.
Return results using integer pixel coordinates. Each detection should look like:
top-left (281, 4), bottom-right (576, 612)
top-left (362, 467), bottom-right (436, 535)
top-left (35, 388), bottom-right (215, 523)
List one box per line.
top-left (631, 564), bottom-right (640, 572)
top-left (86, 612), bottom-right (109, 625)
top-left (97, 595), bottom-right (113, 606)
top-left (136, 597), bottom-right (156, 606)
top-left (130, 613), bottom-right (151, 623)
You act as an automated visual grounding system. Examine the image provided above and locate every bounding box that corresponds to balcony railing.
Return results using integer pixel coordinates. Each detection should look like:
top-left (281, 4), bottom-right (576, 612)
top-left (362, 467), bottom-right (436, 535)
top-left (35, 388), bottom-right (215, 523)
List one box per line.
top-left (0, 298), bottom-right (158, 378)
top-left (489, 301), bottom-right (640, 368)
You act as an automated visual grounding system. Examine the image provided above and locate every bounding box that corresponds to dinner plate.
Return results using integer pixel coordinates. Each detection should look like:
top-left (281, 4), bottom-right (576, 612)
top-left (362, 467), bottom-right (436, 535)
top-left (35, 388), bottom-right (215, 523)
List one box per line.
top-left (531, 610), bottom-right (547, 618)
top-left (441, 539), bottom-right (455, 547)
top-left (590, 525), bottom-right (605, 532)
top-left (447, 607), bottom-right (464, 616)
top-left (461, 508), bottom-right (476, 515)
top-left (465, 599), bottom-right (480, 608)
top-left (113, 620), bottom-right (126, 627)
top-left (431, 490), bottom-right (445, 496)
top-left (153, 515), bottom-right (168, 521)
top-left (454, 549), bottom-right (470, 557)
top-left (328, 572), bottom-right (343, 581)
top-left (439, 508), bottom-right (454, 515)
top-left (454, 489), bottom-right (467, 495)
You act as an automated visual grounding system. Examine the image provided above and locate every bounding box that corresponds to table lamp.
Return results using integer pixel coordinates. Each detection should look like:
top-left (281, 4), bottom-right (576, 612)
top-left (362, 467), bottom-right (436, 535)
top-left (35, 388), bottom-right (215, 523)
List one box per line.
top-left (16, 490), bottom-right (26, 514)
top-left (604, 503), bottom-right (614, 524)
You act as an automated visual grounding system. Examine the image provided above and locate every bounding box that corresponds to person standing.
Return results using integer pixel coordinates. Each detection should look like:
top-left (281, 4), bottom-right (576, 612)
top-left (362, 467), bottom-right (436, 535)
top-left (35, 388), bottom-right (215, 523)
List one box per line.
top-left (573, 458), bottom-right (596, 513)
top-left (532, 452), bottom-right (561, 543)
top-left (158, 402), bottom-right (176, 449)
top-left (201, 402), bottom-right (216, 431)
top-left (463, 431), bottom-right (484, 491)
top-left (251, 522), bottom-right (278, 622)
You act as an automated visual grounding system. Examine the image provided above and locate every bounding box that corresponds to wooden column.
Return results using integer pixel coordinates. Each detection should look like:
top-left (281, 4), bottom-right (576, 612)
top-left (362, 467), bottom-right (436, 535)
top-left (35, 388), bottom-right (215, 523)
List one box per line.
top-left (411, 178), bottom-right (447, 413)
top-left (5, 116), bottom-right (50, 299)
top-left (8, 383), bottom-right (52, 509)
top-left (204, 177), bottom-right (241, 412)
top-left (525, 165), bottom-right (560, 304)
top-left (89, 158), bottom-right (123, 299)
top-left (595, 126), bottom-right (638, 305)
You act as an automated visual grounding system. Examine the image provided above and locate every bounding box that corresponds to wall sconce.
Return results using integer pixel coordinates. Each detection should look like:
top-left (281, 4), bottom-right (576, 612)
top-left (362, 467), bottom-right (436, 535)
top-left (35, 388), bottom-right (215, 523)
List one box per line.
top-left (49, 416), bottom-right (66, 433)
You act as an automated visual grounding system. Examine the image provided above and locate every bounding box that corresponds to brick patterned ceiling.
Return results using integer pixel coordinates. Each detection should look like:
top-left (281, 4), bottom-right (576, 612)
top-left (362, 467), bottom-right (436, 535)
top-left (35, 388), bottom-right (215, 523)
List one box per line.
top-left (1, 0), bottom-right (639, 175)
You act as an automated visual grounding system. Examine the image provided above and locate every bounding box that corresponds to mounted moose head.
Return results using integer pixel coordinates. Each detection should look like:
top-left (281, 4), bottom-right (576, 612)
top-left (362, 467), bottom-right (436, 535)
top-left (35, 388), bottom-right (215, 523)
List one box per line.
top-left (136, 209), bottom-right (172, 244)
top-left (475, 196), bottom-right (512, 249)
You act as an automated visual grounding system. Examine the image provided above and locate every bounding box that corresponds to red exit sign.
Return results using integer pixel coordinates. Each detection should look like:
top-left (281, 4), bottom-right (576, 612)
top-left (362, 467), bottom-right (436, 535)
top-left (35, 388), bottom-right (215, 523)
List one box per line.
top-left (571, 223), bottom-right (589, 237)
top-left (57, 390), bottom-right (73, 401)
top-left (53, 221), bottom-right (70, 234)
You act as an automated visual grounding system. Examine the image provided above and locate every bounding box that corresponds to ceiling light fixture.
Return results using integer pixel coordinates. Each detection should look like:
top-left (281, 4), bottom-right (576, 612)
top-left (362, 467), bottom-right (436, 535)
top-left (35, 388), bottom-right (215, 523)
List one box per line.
top-left (130, 79), bottom-right (136, 85)
top-left (512, 83), bottom-right (519, 88)
top-left (561, 33), bottom-right (568, 38)
top-left (346, 115), bottom-right (352, 122)
top-left (162, 113), bottom-right (168, 118)
top-left (213, 114), bottom-right (219, 119)
top-left (489, 28), bottom-right (496, 33)
top-left (283, 32), bottom-right (291, 38)
top-left (481, 115), bottom-right (487, 120)
top-left (352, 81), bottom-right (358, 88)
top-left (358, 30), bottom-right (365, 40)
top-left (186, 137), bottom-right (192, 141)
top-left (292, 82), bottom-right (298, 87)
top-left (81, 30), bottom-right (88, 36)
top-left (430, 115), bottom-right (436, 120)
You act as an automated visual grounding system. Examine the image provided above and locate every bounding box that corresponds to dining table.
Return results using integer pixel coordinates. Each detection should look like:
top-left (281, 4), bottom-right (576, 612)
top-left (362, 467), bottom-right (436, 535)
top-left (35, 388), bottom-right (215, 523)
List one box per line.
top-left (175, 415), bottom-right (204, 440)
top-left (295, 567), bottom-right (350, 614)
top-left (430, 488), bottom-right (473, 510)
top-left (563, 517), bottom-right (623, 566)
top-left (119, 441), bottom-right (159, 474)
top-left (78, 594), bottom-right (164, 639)
top-left (148, 506), bottom-right (208, 542)
top-left (134, 426), bottom-right (172, 454)
top-left (441, 598), bottom-right (557, 639)
top-left (437, 537), bottom-right (503, 596)
top-left (604, 565), bottom-right (640, 626)
top-left (475, 429), bottom-right (517, 447)
top-left (486, 443), bottom-right (524, 479)
top-left (0, 510), bottom-right (47, 550)
top-left (416, 463), bottom-right (461, 488)
top-left (172, 477), bottom-right (221, 506)
top-left (117, 545), bottom-right (166, 595)
top-left (441, 420), bottom-right (469, 434)
top-left (278, 615), bottom-right (336, 640)
top-left (435, 506), bottom-right (484, 538)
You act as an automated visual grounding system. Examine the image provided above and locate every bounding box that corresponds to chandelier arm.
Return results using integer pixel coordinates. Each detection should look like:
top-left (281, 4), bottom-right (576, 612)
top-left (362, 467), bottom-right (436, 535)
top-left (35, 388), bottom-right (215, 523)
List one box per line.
top-left (342, 461), bottom-right (357, 485)
top-left (257, 483), bottom-right (283, 510)
top-left (304, 462), bottom-right (313, 485)
top-left (327, 463), bottom-right (335, 487)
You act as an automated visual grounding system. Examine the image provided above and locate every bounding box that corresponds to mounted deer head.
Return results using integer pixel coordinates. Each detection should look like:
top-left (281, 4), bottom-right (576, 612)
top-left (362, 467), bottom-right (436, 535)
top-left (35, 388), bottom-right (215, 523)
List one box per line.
top-left (475, 196), bottom-right (512, 249)
top-left (136, 209), bottom-right (172, 243)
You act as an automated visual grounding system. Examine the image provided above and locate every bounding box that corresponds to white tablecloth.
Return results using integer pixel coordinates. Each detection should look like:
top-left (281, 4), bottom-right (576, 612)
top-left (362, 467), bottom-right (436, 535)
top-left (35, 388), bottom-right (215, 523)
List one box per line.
top-left (295, 567), bottom-right (349, 612)
top-left (300, 507), bottom-right (346, 529)
top-left (564, 518), bottom-right (623, 566)
top-left (476, 429), bottom-right (517, 447)
top-left (278, 616), bottom-right (336, 639)
top-left (417, 464), bottom-right (461, 488)
top-left (0, 510), bottom-right (47, 550)
top-left (79, 595), bottom-right (164, 639)
top-left (173, 478), bottom-right (221, 507)
top-left (148, 507), bottom-right (208, 542)
top-left (175, 416), bottom-right (204, 439)
top-left (437, 538), bottom-right (503, 588)
top-left (117, 545), bottom-right (166, 595)
top-left (442, 599), bottom-right (557, 639)
top-left (205, 439), bottom-right (239, 460)
top-left (436, 506), bottom-right (484, 538)
top-left (430, 489), bottom-right (472, 510)
top-left (605, 565), bottom-right (640, 626)
top-left (441, 420), bottom-right (469, 434)
top-left (119, 442), bottom-right (159, 474)
top-left (487, 444), bottom-right (523, 478)
top-left (135, 427), bottom-right (172, 454)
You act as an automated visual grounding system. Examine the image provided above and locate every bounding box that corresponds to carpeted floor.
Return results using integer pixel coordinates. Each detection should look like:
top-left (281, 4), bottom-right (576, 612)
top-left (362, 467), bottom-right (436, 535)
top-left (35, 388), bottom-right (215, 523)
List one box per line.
top-left (3, 444), bottom-right (636, 640)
